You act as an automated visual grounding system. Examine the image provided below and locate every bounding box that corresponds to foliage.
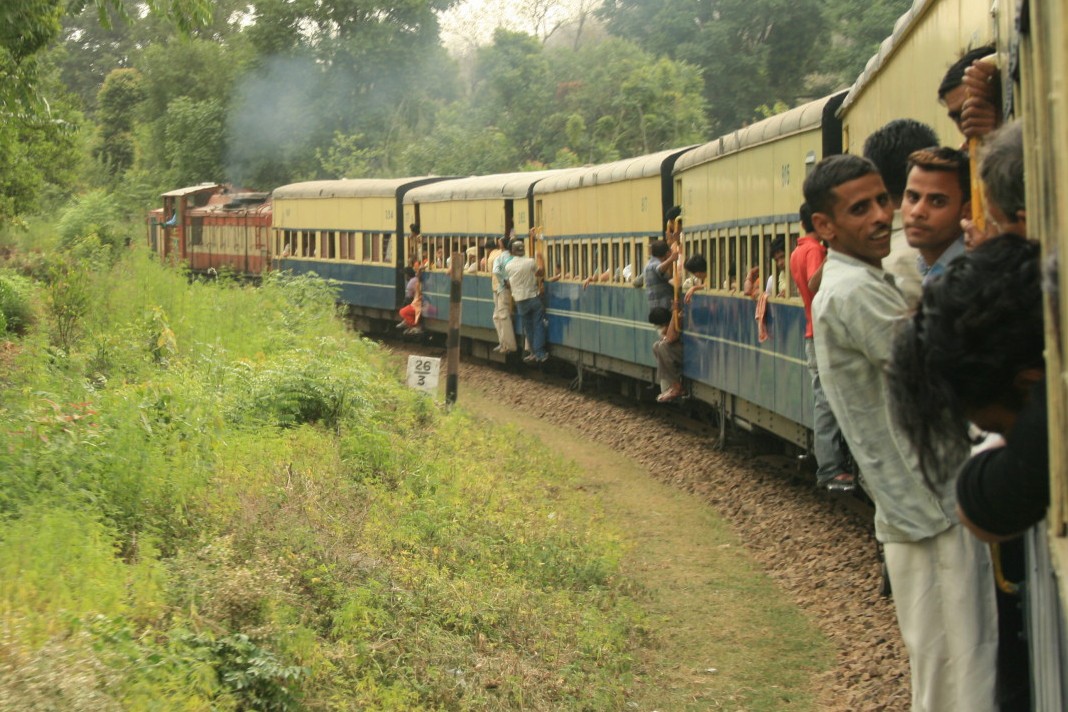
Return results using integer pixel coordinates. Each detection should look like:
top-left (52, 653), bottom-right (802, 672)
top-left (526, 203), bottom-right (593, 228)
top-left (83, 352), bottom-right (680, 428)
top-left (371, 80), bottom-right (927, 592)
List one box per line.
top-left (0, 271), bottom-right (37, 335)
top-left (56, 189), bottom-right (131, 254)
top-left (401, 31), bottom-right (707, 174)
top-left (164, 96), bottom-right (225, 185)
top-left (599, 0), bottom-right (827, 133)
top-left (0, 238), bottom-right (646, 709)
top-left (0, 60), bottom-right (82, 227)
top-left (94, 67), bottom-right (145, 179)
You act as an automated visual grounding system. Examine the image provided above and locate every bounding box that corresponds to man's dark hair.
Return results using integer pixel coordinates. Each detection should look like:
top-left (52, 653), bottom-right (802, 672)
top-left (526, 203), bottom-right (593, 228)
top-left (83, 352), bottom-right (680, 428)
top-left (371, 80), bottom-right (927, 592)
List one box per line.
top-left (907, 146), bottom-right (971, 203)
top-left (863, 119), bottom-right (939, 199)
top-left (403, 266), bottom-right (416, 279)
top-left (648, 306), bottom-right (672, 326)
top-left (981, 121), bottom-right (1026, 222)
top-left (799, 202), bottom-right (814, 233)
top-left (938, 44), bottom-right (996, 100)
top-left (410, 222), bottom-right (420, 234)
top-left (650, 240), bottom-right (670, 259)
top-left (684, 254), bottom-right (706, 274)
top-left (769, 236), bottom-right (786, 256)
top-left (888, 234), bottom-right (1042, 488)
top-left (802, 154), bottom-right (880, 217)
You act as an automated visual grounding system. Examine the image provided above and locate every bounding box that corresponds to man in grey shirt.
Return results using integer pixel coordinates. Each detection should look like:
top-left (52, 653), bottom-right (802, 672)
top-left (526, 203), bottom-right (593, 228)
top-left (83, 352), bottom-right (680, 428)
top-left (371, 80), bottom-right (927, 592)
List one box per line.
top-left (805, 154), bottom-right (997, 712)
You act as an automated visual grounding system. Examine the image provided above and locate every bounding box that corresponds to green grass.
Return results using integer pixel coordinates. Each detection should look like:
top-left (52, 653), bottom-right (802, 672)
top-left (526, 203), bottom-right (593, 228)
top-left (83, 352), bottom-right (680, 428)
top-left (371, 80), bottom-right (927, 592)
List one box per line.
top-left (0, 239), bottom-right (645, 709)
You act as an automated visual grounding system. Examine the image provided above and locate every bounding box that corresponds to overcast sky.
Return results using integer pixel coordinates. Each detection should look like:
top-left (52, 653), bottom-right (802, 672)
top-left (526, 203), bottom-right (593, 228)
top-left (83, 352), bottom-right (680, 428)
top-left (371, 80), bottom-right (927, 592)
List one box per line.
top-left (438, 0), bottom-right (591, 53)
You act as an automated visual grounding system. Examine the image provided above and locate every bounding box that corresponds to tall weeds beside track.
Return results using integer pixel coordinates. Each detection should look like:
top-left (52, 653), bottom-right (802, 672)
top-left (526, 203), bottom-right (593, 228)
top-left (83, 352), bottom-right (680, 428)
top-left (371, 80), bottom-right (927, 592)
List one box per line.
top-left (0, 246), bottom-right (638, 710)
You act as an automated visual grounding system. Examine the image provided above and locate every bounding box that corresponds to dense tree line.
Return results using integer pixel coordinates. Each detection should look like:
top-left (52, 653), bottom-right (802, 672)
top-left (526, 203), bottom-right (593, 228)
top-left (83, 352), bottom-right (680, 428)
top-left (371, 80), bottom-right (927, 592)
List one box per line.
top-left (1, 0), bottom-right (910, 229)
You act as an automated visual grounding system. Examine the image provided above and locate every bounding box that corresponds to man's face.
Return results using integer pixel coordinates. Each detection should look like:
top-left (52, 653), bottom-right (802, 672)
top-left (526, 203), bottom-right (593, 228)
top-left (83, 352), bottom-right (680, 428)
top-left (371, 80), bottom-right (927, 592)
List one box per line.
top-left (903, 166), bottom-right (969, 256)
top-left (943, 84), bottom-right (967, 134)
top-left (811, 173), bottom-right (894, 267)
top-left (773, 251), bottom-right (786, 271)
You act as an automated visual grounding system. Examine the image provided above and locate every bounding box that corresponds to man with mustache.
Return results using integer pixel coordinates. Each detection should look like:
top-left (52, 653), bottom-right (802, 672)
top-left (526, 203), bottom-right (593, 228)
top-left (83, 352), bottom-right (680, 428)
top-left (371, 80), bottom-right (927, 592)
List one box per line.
top-left (902, 147), bottom-right (970, 286)
top-left (805, 154), bottom-right (998, 712)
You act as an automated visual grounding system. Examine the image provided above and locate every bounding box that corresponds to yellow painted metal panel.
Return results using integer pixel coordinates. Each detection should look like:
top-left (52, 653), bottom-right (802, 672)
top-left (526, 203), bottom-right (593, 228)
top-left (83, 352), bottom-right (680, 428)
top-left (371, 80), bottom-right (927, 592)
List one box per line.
top-left (840, 0), bottom-right (993, 152)
top-left (273, 195), bottom-right (397, 232)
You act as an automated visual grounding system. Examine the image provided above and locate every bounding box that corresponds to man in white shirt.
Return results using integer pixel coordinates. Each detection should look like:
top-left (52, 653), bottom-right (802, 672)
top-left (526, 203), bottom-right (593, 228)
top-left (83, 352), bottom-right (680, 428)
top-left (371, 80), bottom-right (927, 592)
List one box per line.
top-left (806, 153), bottom-right (997, 712)
top-left (501, 239), bottom-right (547, 363)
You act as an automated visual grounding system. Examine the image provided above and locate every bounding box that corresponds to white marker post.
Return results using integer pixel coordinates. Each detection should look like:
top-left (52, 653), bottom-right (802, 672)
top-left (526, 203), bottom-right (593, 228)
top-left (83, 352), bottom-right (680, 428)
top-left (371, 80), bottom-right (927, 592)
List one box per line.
top-left (406, 355), bottom-right (441, 396)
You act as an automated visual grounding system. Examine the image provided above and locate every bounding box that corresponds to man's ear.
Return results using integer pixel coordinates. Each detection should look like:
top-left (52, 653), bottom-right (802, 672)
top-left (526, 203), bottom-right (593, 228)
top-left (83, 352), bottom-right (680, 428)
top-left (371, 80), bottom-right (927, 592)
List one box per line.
top-left (812, 212), bottom-right (835, 242)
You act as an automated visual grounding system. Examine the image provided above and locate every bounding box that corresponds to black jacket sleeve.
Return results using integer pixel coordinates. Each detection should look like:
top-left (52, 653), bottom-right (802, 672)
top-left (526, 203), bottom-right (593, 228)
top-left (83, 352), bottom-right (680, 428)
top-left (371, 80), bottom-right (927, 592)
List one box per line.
top-left (956, 378), bottom-right (1049, 537)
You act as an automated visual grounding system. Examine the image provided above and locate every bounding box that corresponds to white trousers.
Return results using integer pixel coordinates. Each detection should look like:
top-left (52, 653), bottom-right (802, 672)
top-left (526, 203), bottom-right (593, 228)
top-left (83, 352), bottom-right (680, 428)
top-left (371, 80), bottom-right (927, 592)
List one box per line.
top-left (493, 289), bottom-right (516, 352)
top-left (883, 523), bottom-right (999, 712)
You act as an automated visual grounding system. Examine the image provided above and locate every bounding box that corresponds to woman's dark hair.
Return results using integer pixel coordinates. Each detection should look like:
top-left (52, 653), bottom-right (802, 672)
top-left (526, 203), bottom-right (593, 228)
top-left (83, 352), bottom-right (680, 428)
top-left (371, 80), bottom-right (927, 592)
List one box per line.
top-left (887, 234), bottom-right (1043, 488)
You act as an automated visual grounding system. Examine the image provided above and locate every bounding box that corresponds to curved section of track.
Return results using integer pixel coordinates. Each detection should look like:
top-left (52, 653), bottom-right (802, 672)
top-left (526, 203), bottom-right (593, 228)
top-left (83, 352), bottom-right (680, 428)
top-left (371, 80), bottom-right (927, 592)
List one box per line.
top-left (390, 341), bottom-right (910, 710)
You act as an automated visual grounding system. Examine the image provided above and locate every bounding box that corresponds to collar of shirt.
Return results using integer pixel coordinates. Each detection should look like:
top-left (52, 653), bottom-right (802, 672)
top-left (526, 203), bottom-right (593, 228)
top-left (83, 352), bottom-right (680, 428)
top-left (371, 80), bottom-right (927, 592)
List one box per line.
top-left (826, 250), bottom-right (899, 290)
top-left (917, 235), bottom-right (965, 276)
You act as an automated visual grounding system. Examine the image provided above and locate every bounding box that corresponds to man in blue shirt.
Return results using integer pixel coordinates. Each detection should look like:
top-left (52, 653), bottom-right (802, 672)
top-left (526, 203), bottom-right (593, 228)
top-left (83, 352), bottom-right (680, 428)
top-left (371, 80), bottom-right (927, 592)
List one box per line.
top-left (902, 146), bottom-right (970, 286)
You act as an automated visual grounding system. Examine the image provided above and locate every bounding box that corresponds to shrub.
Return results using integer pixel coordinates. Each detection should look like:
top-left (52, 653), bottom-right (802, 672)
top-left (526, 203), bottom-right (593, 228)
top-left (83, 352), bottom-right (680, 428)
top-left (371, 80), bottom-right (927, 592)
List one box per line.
top-left (0, 271), bottom-right (36, 335)
top-left (56, 190), bottom-right (131, 257)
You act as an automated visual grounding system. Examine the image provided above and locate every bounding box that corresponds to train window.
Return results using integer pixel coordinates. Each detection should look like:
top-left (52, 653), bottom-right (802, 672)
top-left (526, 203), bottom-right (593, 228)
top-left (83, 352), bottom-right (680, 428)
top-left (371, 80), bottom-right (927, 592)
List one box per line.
top-left (635, 243), bottom-right (644, 276)
top-left (362, 233), bottom-right (372, 262)
top-left (348, 232), bottom-right (357, 261)
top-left (622, 243), bottom-right (632, 282)
top-left (580, 244), bottom-right (589, 280)
top-left (191, 218), bottom-right (204, 246)
top-left (372, 233), bottom-right (382, 263)
top-left (738, 234), bottom-right (748, 280)
top-left (323, 231), bottom-right (335, 260)
top-left (384, 234), bottom-right (393, 263)
top-left (591, 243), bottom-right (600, 278)
top-left (611, 243), bottom-right (621, 282)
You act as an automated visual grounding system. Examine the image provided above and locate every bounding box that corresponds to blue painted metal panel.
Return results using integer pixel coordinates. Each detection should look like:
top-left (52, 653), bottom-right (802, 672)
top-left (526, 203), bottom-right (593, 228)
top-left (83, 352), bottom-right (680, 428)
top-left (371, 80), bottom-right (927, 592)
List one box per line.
top-left (460, 274), bottom-right (494, 331)
top-left (422, 272), bottom-right (451, 325)
top-left (546, 283), bottom-right (656, 368)
top-left (278, 259), bottom-right (397, 310)
top-left (683, 293), bottom-right (812, 428)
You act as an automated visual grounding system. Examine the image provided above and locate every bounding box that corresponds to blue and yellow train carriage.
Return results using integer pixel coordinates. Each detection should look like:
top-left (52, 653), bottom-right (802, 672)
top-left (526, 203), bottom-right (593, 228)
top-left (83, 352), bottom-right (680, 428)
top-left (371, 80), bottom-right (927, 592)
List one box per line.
top-left (270, 177), bottom-right (445, 326)
top-left (535, 148), bottom-right (692, 381)
top-left (401, 169), bottom-right (582, 351)
top-left (672, 93), bottom-right (846, 447)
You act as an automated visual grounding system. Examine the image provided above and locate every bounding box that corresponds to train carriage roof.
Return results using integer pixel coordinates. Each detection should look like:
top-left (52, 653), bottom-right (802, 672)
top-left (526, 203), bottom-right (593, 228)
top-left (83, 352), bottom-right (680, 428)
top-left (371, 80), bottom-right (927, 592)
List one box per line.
top-left (837, 0), bottom-right (925, 115)
top-left (403, 169), bottom-right (583, 204)
top-left (533, 147), bottom-right (694, 195)
top-left (272, 178), bottom-right (436, 200)
top-left (673, 94), bottom-right (841, 173)
top-left (162, 183), bottom-right (222, 197)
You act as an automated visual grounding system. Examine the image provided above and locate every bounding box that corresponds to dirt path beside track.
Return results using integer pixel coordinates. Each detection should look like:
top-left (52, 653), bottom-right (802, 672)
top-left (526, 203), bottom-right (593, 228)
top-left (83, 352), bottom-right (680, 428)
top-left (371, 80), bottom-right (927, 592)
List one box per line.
top-left (436, 354), bottom-right (909, 712)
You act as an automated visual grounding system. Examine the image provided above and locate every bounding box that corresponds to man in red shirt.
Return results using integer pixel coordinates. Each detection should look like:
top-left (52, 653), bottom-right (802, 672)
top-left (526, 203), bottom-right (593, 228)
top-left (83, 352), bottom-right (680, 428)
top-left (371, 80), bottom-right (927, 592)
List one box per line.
top-left (791, 202), bottom-right (853, 492)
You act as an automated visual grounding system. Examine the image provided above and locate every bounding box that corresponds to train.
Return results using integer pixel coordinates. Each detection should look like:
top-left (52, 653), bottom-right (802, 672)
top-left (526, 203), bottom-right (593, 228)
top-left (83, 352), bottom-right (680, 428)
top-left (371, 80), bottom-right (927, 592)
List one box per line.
top-left (148, 0), bottom-right (1068, 705)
